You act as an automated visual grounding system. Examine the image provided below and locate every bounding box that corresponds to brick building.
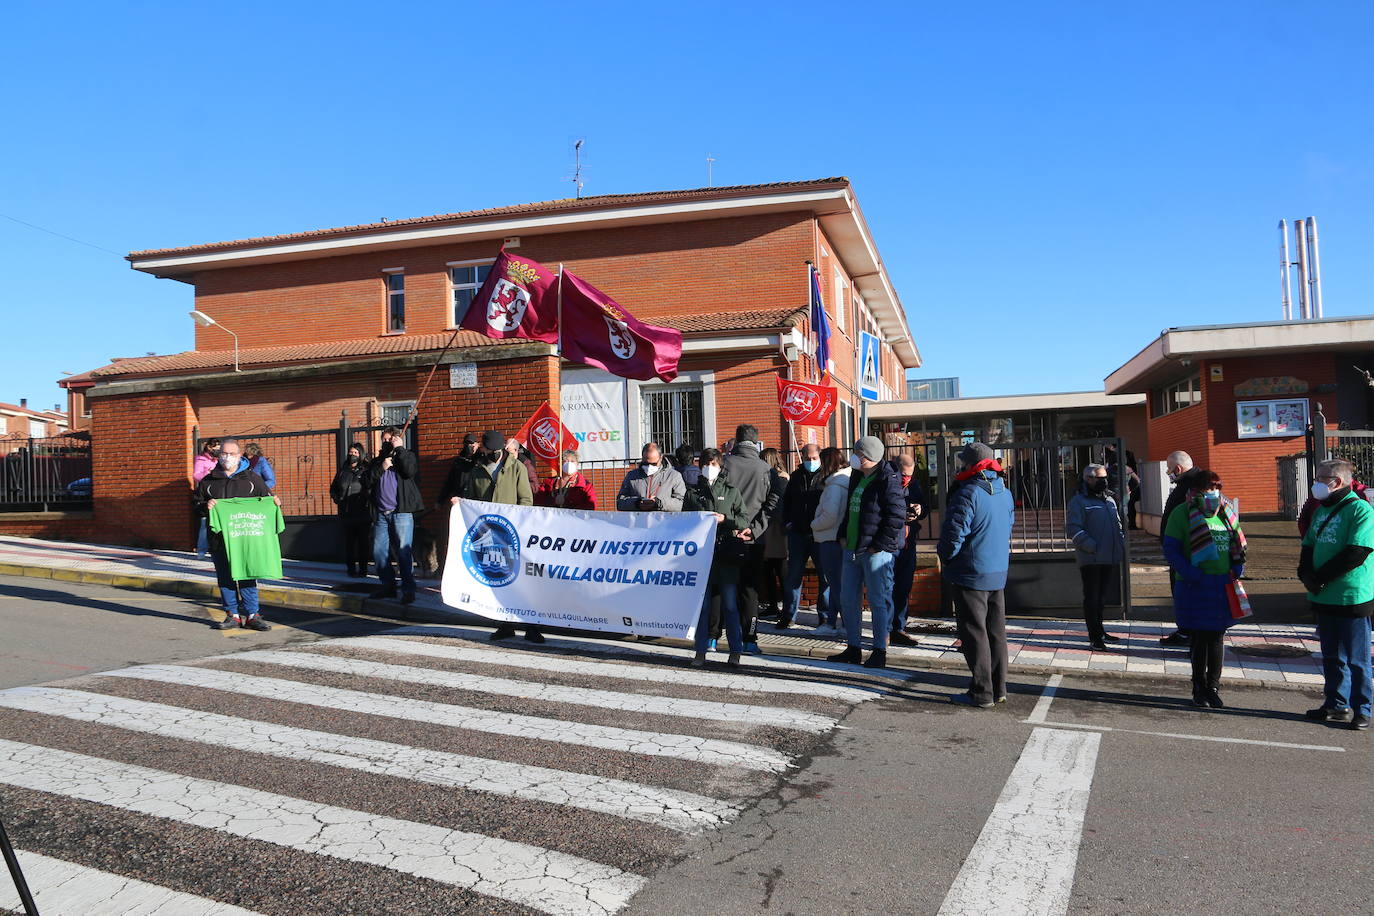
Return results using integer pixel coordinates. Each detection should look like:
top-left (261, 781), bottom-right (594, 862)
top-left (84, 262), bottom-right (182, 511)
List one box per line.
top-left (0, 400), bottom-right (67, 438)
top-left (1106, 315), bottom-right (1374, 514)
top-left (11, 178), bottom-right (920, 556)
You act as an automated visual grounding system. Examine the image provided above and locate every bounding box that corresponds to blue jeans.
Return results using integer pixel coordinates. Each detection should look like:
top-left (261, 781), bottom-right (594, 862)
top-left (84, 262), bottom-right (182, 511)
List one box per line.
top-left (891, 538), bottom-right (918, 632)
top-left (210, 547), bottom-right (259, 618)
top-left (1317, 612), bottom-right (1373, 717)
top-left (196, 517), bottom-right (209, 557)
top-left (695, 582), bottom-right (741, 654)
top-left (817, 540), bottom-right (845, 627)
top-left (842, 548), bottom-right (896, 651)
top-left (372, 511), bottom-right (416, 594)
top-left (782, 530), bottom-right (829, 622)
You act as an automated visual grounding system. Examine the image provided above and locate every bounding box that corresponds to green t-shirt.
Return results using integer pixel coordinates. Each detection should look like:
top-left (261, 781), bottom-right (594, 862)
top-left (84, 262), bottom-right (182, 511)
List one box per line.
top-left (1163, 502), bottom-right (1233, 575)
top-left (208, 497), bottom-right (285, 581)
top-left (844, 473), bottom-right (875, 551)
top-left (1302, 494), bottom-right (1374, 605)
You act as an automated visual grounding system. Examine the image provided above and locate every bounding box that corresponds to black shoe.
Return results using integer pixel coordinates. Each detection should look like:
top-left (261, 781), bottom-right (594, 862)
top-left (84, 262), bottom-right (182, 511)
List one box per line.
top-left (1192, 688), bottom-right (1210, 708)
top-left (951, 692), bottom-right (994, 709)
top-left (400, 592), bottom-right (416, 606)
top-left (889, 631), bottom-right (919, 647)
top-left (862, 650), bottom-right (887, 669)
top-left (1308, 706), bottom-right (1354, 723)
top-left (1352, 715), bottom-right (1371, 731)
top-left (1206, 688), bottom-right (1225, 709)
top-left (370, 586), bottom-right (398, 600)
top-left (1102, 633), bottom-right (1121, 643)
top-left (1090, 639), bottom-right (1109, 651)
top-left (775, 617), bottom-right (793, 630)
top-left (1161, 631), bottom-right (1190, 647)
top-left (826, 646), bottom-right (863, 664)
top-left (490, 625), bottom-right (516, 641)
top-left (215, 615), bottom-right (242, 630)
top-left (244, 615), bottom-right (272, 631)
top-left (524, 628), bottom-right (546, 644)
top-left (346, 564), bottom-right (357, 577)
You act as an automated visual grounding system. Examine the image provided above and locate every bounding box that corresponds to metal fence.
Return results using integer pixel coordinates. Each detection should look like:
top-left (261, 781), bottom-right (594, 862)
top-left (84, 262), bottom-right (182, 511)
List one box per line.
top-left (0, 433), bottom-right (92, 512)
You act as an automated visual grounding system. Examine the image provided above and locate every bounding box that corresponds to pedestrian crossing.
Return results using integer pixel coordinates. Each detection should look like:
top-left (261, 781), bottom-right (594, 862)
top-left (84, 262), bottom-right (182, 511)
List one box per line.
top-left (0, 626), bottom-right (901, 915)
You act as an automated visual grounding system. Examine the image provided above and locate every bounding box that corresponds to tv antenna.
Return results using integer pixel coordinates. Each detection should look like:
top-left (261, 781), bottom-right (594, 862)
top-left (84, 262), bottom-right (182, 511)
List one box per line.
top-left (706, 154), bottom-right (716, 187)
top-left (566, 139), bottom-right (585, 199)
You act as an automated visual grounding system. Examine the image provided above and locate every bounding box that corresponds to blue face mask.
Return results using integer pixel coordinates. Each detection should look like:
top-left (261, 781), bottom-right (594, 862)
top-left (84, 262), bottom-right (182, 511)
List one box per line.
top-left (802, 459), bottom-right (820, 472)
top-left (1201, 491), bottom-right (1222, 515)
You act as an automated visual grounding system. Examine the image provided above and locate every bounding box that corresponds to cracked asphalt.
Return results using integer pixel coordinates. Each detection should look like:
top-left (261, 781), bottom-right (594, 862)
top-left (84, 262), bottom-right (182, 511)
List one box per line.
top-left (2, 574), bottom-right (1370, 915)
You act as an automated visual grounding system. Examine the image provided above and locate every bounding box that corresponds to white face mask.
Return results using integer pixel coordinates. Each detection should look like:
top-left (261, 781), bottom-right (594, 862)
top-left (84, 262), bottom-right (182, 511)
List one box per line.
top-left (1312, 481), bottom-right (1332, 501)
top-left (704, 465), bottom-right (720, 482)
top-left (849, 454), bottom-right (863, 470)
top-left (562, 460), bottom-right (578, 476)
top-left (642, 461), bottom-right (659, 475)
top-left (220, 454), bottom-right (238, 470)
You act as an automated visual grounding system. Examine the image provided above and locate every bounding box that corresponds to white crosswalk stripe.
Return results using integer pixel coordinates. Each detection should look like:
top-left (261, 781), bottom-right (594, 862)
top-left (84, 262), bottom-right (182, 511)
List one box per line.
top-left (0, 849), bottom-right (263, 916)
top-left (334, 635), bottom-right (877, 703)
top-left (94, 663), bottom-right (792, 771)
top-left (231, 648), bottom-right (840, 732)
top-left (0, 686), bottom-right (738, 833)
top-left (0, 738), bottom-right (646, 916)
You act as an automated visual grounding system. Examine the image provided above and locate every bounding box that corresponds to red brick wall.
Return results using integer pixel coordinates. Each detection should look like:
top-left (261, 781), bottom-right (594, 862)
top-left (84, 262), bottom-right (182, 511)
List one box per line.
top-left (192, 213), bottom-right (814, 351)
top-left (0, 514), bottom-right (100, 542)
top-left (192, 371), bottom-right (418, 435)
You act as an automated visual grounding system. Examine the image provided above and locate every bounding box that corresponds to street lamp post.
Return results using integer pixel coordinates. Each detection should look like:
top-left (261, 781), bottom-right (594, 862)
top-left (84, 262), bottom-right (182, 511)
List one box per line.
top-left (189, 310), bottom-right (240, 372)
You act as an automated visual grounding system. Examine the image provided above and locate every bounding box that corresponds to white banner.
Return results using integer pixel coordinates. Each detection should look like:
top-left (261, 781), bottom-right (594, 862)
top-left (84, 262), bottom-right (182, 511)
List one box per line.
top-left (560, 368), bottom-right (629, 462)
top-left (441, 499), bottom-right (717, 638)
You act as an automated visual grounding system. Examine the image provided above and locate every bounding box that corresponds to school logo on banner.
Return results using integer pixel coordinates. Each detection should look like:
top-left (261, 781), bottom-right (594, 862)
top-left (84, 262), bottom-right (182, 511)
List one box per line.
top-left (462, 514), bottom-right (521, 587)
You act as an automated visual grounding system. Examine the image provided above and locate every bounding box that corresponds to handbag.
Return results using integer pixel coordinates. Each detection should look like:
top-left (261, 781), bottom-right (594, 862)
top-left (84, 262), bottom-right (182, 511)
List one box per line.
top-left (1227, 579), bottom-right (1252, 620)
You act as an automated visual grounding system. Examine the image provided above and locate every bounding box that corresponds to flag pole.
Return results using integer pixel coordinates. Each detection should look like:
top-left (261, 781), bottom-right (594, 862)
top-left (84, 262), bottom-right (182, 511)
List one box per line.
top-left (554, 263), bottom-right (564, 470)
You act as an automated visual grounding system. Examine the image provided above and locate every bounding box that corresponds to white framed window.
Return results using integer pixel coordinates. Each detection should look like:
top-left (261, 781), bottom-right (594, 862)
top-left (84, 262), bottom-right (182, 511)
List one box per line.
top-left (28, 419), bottom-right (46, 438)
top-left (1237, 398), bottom-right (1308, 439)
top-left (448, 260), bottom-right (493, 327)
top-left (383, 268), bottom-right (405, 332)
top-left (1153, 375), bottom-right (1200, 417)
top-left (642, 386), bottom-right (704, 453)
top-left (832, 267), bottom-right (847, 332)
top-left (379, 401), bottom-right (415, 427)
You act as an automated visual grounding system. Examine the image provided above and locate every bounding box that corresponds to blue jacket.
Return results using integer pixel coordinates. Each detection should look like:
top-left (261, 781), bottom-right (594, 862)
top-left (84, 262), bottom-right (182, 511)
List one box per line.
top-left (250, 455), bottom-right (276, 490)
top-left (938, 470), bottom-right (1015, 590)
top-left (1161, 507), bottom-right (1243, 632)
top-left (1066, 486), bottom-right (1125, 567)
top-left (839, 460), bottom-right (907, 554)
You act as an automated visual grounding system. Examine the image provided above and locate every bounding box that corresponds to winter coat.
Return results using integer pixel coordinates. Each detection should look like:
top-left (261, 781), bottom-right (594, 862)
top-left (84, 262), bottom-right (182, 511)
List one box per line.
top-left (192, 452), bottom-right (218, 484)
top-left (616, 464), bottom-right (686, 512)
top-left (192, 462), bottom-right (274, 554)
top-left (810, 468), bottom-right (853, 543)
top-left (463, 456), bottom-right (534, 507)
top-left (938, 470), bottom-right (1015, 590)
top-left (721, 441), bottom-right (777, 538)
top-left (763, 469), bottom-right (790, 559)
top-left (364, 446), bottom-right (424, 516)
top-left (684, 468), bottom-right (751, 585)
top-left (1066, 485), bottom-right (1125, 567)
top-left (249, 455), bottom-right (276, 491)
top-left (1161, 501), bottom-right (1244, 631)
top-left (782, 465), bottom-right (828, 534)
top-left (898, 474), bottom-right (928, 547)
top-left (439, 451), bottom-right (479, 505)
top-left (329, 458), bottom-right (371, 519)
top-left (839, 460), bottom-right (907, 555)
top-left (534, 472), bottom-right (598, 510)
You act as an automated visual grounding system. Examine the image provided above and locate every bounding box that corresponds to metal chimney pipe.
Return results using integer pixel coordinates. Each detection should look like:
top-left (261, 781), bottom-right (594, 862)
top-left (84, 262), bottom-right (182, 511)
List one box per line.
top-left (1294, 218), bottom-right (1311, 320)
top-left (1279, 219), bottom-right (1292, 320)
top-left (1306, 215), bottom-right (1323, 319)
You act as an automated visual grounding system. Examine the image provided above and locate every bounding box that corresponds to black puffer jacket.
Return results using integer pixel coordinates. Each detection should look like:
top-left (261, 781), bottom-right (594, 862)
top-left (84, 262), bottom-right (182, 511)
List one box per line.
top-left (782, 465), bottom-right (827, 534)
top-left (838, 459), bottom-right (907, 554)
top-left (364, 445), bottom-right (424, 516)
top-left (193, 463), bottom-right (272, 513)
top-left (330, 455), bottom-right (371, 518)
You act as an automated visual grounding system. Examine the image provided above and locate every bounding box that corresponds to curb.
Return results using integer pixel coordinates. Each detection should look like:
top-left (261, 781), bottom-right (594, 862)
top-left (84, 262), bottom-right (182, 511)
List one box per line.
top-left (0, 561), bottom-right (1321, 694)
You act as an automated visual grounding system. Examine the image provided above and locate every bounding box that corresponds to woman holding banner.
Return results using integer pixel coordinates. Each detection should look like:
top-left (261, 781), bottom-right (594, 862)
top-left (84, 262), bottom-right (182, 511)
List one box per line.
top-left (534, 449), bottom-right (598, 510)
top-left (687, 448), bottom-right (753, 668)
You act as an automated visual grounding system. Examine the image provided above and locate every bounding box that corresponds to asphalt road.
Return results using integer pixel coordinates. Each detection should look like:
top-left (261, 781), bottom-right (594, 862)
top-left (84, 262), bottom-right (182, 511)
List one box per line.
top-left (0, 575), bottom-right (1361, 915)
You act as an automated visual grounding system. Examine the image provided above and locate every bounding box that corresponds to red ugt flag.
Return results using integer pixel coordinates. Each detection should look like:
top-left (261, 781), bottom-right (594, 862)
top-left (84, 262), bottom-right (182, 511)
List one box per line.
top-left (514, 401), bottom-right (576, 470)
top-left (458, 250), bottom-right (559, 342)
top-left (558, 271), bottom-right (682, 382)
top-left (776, 376), bottom-right (837, 427)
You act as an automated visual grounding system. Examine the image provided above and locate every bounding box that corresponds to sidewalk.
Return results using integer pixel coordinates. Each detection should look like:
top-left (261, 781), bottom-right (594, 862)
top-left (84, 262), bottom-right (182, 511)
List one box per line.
top-left (0, 535), bottom-right (1331, 690)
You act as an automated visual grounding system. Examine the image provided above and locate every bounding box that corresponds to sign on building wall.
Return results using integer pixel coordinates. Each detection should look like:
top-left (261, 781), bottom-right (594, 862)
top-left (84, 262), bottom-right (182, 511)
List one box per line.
top-left (859, 332), bottom-right (881, 401)
top-left (1237, 399), bottom-right (1309, 438)
top-left (448, 362), bottom-right (478, 389)
top-left (560, 368), bottom-right (630, 462)
top-left (1234, 376), bottom-right (1308, 397)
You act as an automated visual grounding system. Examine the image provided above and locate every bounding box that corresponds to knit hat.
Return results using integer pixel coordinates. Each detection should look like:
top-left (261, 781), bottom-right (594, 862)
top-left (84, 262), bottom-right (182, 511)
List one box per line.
top-left (855, 436), bottom-right (886, 463)
top-left (481, 430), bottom-right (505, 451)
top-left (956, 442), bottom-right (995, 466)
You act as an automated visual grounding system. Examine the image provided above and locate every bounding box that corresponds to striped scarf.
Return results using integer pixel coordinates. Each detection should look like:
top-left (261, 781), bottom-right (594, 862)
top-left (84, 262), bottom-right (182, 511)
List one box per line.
top-left (1186, 498), bottom-right (1246, 567)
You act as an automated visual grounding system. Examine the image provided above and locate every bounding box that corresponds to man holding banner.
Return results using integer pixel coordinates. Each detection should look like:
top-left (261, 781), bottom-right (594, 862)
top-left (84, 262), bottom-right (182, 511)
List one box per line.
top-left (457, 430), bottom-right (539, 642)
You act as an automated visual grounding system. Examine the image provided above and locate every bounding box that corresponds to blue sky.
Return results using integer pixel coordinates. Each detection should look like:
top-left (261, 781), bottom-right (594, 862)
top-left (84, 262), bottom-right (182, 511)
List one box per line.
top-left (3, 0), bottom-right (1372, 409)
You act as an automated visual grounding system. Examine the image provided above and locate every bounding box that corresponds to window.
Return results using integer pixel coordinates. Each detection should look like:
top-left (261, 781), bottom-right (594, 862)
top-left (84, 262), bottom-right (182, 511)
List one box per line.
top-left (1237, 399), bottom-right (1308, 439)
top-left (1152, 375), bottom-right (1201, 417)
top-left (383, 269), bottom-right (405, 332)
top-left (28, 419), bottom-right (46, 439)
top-left (380, 401), bottom-right (415, 427)
top-left (642, 387), bottom-right (703, 453)
top-left (449, 261), bottom-right (492, 326)
top-left (832, 267), bottom-right (847, 332)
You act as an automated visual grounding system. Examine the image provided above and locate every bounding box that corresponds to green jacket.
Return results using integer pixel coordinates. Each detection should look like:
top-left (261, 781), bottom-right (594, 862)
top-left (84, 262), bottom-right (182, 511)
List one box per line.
top-left (684, 470), bottom-right (750, 585)
top-left (461, 456), bottom-right (534, 506)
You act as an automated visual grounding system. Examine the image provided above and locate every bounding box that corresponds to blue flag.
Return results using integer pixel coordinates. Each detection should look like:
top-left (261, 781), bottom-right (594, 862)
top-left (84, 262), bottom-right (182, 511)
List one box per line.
top-left (809, 264), bottom-right (832, 381)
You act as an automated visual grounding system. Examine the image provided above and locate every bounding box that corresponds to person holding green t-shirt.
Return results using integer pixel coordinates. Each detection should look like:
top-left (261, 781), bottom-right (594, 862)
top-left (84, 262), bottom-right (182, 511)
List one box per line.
top-left (1161, 469), bottom-right (1246, 709)
top-left (1299, 458), bottom-right (1374, 730)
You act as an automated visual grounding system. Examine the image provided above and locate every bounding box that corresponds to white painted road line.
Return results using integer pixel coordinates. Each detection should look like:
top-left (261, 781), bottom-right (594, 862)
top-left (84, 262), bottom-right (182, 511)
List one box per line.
top-left (938, 727), bottom-right (1101, 916)
top-left (0, 738), bottom-right (644, 916)
top-left (1025, 673), bottom-right (1063, 725)
top-left (1, 849), bottom-right (263, 916)
top-left (334, 635), bottom-right (876, 703)
top-left (94, 664), bottom-right (791, 772)
top-left (0, 687), bottom-right (740, 833)
top-left (233, 649), bottom-right (839, 733)
top-left (1029, 718), bottom-right (1346, 752)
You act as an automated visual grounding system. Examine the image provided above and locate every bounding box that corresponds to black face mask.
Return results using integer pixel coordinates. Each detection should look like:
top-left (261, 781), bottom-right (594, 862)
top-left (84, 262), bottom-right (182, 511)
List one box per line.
top-left (1088, 478), bottom-right (1109, 493)
top-left (348, 454), bottom-right (362, 466)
